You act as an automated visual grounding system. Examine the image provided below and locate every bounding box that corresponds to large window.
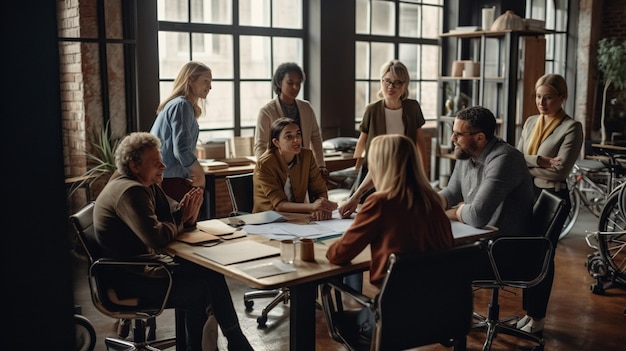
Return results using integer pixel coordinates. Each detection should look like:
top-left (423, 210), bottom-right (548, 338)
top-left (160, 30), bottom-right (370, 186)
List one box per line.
top-left (525, 0), bottom-right (570, 75)
top-left (157, 0), bottom-right (305, 142)
top-left (355, 0), bottom-right (443, 126)
top-left (525, 0), bottom-right (573, 114)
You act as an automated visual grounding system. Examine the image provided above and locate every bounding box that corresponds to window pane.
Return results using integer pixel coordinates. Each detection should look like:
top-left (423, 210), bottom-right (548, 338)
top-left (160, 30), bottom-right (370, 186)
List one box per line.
top-left (157, 0), bottom-right (187, 22)
top-left (273, 0), bottom-right (302, 29)
top-left (421, 44), bottom-right (439, 80)
top-left (399, 44), bottom-right (419, 80)
top-left (554, 0), bottom-right (568, 32)
top-left (399, 3), bottom-right (419, 38)
top-left (355, 81), bottom-right (369, 121)
top-left (239, 0), bottom-right (270, 27)
top-left (371, 1), bottom-right (395, 36)
top-left (273, 37), bottom-right (304, 69)
top-left (420, 81), bottom-right (438, 119)
top-left (421, 5), bottom-right (441, 39)
top-left (158, 31), bottom-right (190, 79)
top-left (191, 0), bottom-right (232, 25)
top-left (355, 41), bottom-right (370, 79)
top-left (200, 81), bottom-right (234, 129)
top-left (159, 81), bottom-right (173, 102)
top-left (240, 36), bottom-right (271, 79)
top-left (355, 0), bottom-right (370, 34)
top-left (370, 42), bottom-right (394, 78)
top-left (241, 82), bottom-right (272, 127)
top-left (191, 33), bottom-right (234, 79)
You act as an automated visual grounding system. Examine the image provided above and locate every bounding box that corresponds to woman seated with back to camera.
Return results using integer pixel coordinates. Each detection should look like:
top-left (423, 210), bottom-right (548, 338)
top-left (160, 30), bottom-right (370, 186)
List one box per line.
top-left (325, 134), bottom-right (453, 340)
top-left (253, 117), bottom-right (337, 221)
top-left (327, 134), bottom-right (453, 287)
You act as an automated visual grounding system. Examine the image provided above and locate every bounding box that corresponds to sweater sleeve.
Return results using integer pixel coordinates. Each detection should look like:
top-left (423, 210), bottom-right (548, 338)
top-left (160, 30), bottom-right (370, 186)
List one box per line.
top-left (326, 196), bottom-right (381, 265)
top-left (116, 186), bottom-right (179, 250)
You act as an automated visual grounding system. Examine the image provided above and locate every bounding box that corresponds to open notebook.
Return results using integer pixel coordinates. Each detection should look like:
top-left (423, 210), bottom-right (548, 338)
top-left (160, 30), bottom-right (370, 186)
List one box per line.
top-left (193, 240), bottom-right (280, 265)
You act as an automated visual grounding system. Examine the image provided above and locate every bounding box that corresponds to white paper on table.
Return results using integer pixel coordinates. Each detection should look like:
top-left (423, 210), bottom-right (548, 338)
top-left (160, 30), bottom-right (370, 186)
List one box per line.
top-left (234, 258), bottom-right (296, 278)
top-left (241, 210), bottom-right (356, 240)
top-left (451, 221), bottom-right (493, 240)
top-left (242, 222), bottom-right (339, 239)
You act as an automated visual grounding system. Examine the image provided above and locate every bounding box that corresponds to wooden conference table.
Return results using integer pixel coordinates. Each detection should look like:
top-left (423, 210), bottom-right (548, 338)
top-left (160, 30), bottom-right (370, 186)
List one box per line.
top-left (165, 214), bottom-right (497, 351)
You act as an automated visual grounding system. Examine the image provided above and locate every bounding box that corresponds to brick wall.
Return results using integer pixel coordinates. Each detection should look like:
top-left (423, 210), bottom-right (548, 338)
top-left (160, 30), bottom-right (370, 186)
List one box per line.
top-left (602, 0), bottom-right (626, 40)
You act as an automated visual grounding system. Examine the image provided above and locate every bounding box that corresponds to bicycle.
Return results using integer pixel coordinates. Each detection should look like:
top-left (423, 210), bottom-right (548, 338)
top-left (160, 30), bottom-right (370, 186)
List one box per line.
top-left (559, 153), bottom-right (626, 239)
top-left (584, 181), bottom-right (626, 294)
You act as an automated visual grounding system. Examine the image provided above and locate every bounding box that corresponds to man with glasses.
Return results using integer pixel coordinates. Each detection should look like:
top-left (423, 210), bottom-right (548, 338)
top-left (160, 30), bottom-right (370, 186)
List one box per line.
top-left (438, 106), bottom-right (534, 238)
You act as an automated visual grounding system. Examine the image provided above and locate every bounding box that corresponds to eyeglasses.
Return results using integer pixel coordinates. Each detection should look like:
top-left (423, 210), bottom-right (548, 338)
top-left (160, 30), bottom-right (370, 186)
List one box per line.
top-left (381, 79), bottom-right (404, 89)
top-left (451, 131), bottom-right (480, 138)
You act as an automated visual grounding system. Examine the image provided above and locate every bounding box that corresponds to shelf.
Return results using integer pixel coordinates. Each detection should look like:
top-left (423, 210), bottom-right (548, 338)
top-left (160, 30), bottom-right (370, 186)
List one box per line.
top-left (432, 30), bottom-right (546, 182)
top-left (440, 29), bottom-right (550, 38)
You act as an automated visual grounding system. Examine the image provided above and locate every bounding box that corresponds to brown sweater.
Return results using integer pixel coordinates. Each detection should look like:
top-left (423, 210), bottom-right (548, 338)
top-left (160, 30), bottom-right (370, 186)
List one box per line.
top-left (93, 172), bottom-right (182, 258)
top-left (326, 192), bottom-right (453, 288)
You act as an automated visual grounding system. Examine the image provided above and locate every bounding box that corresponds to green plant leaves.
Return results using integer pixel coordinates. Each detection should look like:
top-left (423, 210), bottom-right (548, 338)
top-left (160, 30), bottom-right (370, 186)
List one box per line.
top-left (597, 38), bottom-right (626, 90)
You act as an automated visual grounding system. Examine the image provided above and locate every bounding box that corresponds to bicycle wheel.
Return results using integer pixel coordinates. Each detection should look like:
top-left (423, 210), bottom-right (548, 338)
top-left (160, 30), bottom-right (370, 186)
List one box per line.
top-left (559, 187), bottom-right (580, 240)
top-left (597, 191), bottom-right (626, 282)
top-left (580, 180), bottom-right (608, 217)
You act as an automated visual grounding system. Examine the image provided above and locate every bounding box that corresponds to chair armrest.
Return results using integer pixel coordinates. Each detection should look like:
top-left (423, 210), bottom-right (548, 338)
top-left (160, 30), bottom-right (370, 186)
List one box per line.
top-left (326, 281), bottom-right (374, 308)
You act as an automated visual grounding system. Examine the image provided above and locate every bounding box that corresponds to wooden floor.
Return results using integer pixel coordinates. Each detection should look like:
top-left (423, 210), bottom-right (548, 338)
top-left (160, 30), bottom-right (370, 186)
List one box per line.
top-left (73, 209), bottom-right (626, 351)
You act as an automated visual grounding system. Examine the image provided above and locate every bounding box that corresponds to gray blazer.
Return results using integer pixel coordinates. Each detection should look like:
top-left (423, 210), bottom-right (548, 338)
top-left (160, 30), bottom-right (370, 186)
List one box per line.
top-left (517, 114), bottom-right (583, 191)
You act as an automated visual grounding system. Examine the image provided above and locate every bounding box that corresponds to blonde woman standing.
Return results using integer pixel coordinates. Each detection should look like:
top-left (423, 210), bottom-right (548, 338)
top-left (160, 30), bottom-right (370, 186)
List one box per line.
top-left (339, 60), bottom-right (428, 218)
top-left (151, 61), bottom-right (212, 202)
top-left (515, 73), bottom-right (583, 334)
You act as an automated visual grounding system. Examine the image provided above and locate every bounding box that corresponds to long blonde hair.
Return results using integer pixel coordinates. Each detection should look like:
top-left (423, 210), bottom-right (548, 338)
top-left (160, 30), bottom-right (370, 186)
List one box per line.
top-left (156, 61), bottom-right (211, 118)
top-left (367, 134), bottom-right (441, 212)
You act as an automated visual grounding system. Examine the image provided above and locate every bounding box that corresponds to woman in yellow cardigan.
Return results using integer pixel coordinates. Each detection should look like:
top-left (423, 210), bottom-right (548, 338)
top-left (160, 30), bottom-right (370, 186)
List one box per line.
top-left (253, 117), bottom-right (337, 221)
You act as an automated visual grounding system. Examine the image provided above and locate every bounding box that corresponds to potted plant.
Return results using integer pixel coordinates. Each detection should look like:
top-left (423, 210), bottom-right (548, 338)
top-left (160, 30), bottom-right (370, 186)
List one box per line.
top-left (68, 123), bottom-right (120, 200)
top-left (598, 38), bottom-right (626, 144)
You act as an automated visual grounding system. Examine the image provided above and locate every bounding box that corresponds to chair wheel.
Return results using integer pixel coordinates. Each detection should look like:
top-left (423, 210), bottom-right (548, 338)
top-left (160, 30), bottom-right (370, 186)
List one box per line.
top-left (244, 300), bottom-right (254, 310)
top-left (118, 319), bottom-right (131, 338)
top-left (591, 283), bottom-right (605, 295)
top-left (75, 314), bottom-right (96, 351)
top-left (256, 315), bottom-right (267, 327)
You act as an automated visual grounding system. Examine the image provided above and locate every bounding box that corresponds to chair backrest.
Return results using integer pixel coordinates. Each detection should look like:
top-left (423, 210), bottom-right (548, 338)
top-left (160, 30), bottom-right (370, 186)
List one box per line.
top-left (225, 172), bottom-right (254, 215)
top-left (533, 189), bottom-right (568, 246)
top-left (69, 201), bottom-right (101, 264)
top-left (371, 242), bottom-right (484, 351)
top-left (69, 201), bottom-right (173, 320)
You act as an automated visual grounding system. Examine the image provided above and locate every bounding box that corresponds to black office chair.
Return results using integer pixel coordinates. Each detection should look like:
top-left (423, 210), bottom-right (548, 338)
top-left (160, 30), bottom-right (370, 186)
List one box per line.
top-left (70, 202), bottom-right (177, 351)
top-left (320, 242), bottom-right (484, 351)
top-left (472, 190), bottom-right (568, 351)
top-left (225, 172), bottom-right (291, 326)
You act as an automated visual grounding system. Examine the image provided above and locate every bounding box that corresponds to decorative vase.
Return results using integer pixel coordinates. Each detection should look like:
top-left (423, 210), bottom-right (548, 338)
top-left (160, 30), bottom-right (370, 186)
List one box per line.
top-left (490, 10), bottom-right (524, 31)
top-left (445, 98), bottom-right (455, 116)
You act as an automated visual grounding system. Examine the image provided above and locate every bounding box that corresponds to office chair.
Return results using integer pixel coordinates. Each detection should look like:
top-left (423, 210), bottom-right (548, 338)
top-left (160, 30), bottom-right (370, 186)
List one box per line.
top-left (320, 242), bottom-right (484, 351)
top-left (225, 173), bottom-right (291, 327)
top-left (70, 202), bottom-right (177, 351)
top-left (472, 190), bottom-right (568, 351)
